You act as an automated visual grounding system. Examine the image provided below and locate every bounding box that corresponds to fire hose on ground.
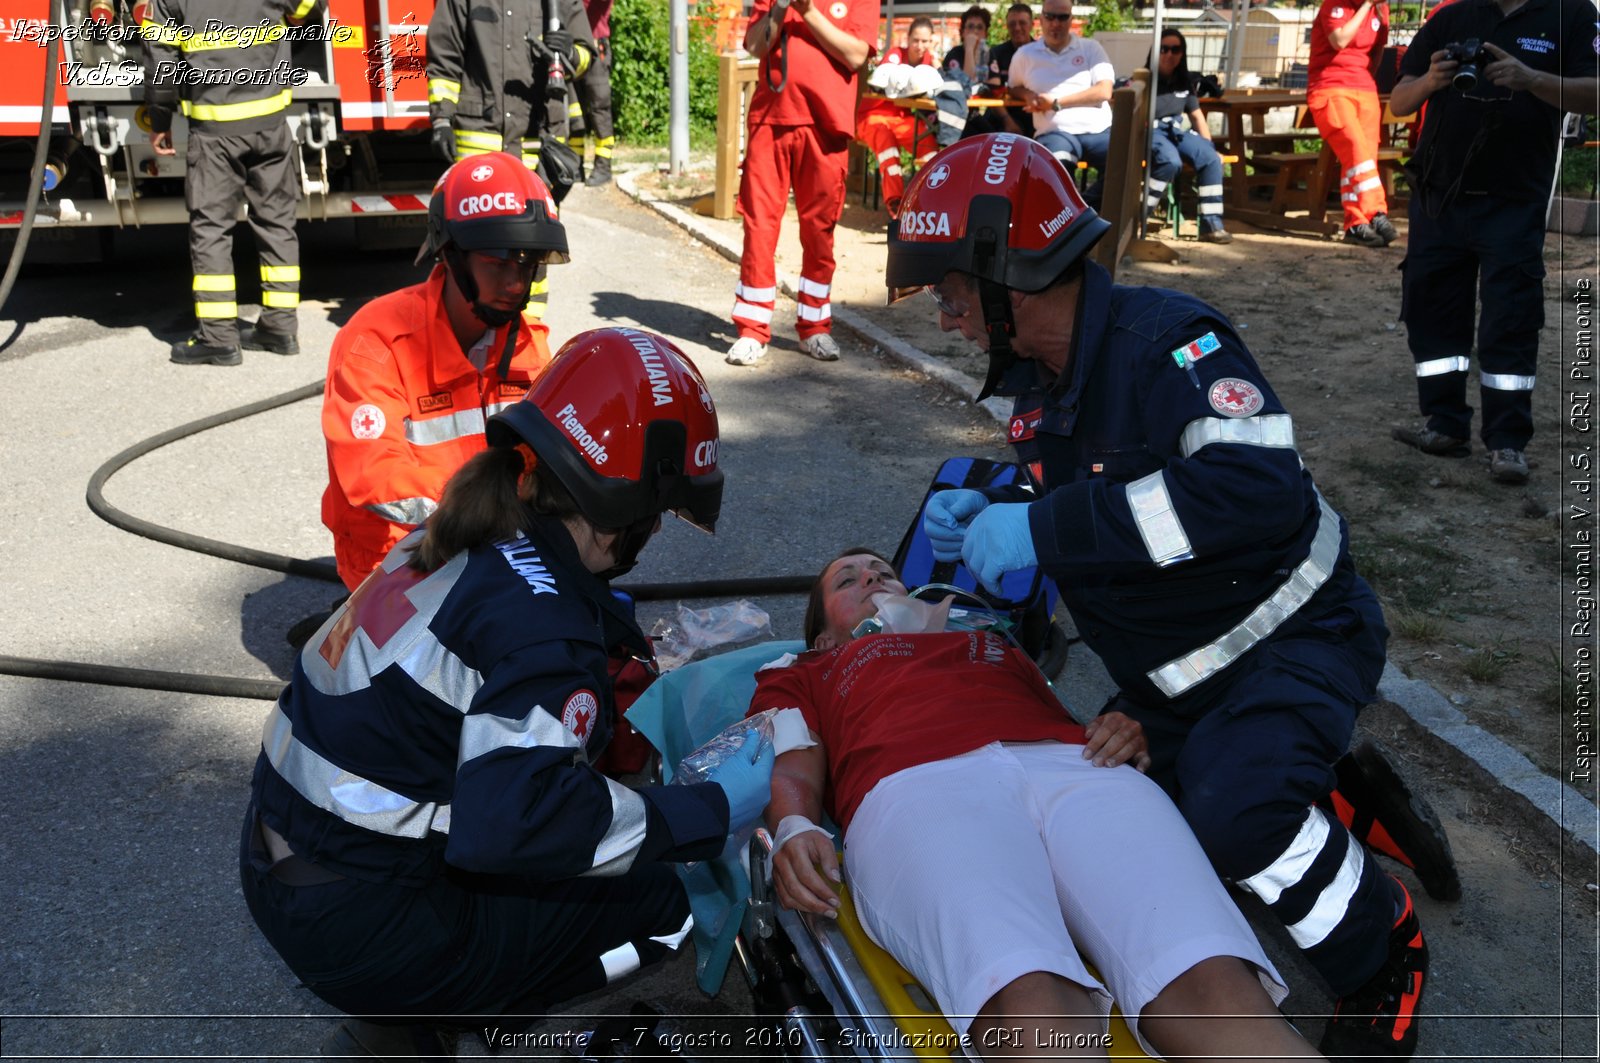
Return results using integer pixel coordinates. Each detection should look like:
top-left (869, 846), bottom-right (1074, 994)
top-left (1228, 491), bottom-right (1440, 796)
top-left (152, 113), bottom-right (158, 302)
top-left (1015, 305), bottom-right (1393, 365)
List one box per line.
top-left (0, 382), bottom-right (815, 701)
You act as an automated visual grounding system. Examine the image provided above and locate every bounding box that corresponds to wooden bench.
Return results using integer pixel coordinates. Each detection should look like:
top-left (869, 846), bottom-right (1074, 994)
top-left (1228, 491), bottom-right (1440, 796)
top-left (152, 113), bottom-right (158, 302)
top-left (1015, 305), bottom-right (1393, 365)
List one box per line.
top-left (1258, 145), bottom-right (1407, 217)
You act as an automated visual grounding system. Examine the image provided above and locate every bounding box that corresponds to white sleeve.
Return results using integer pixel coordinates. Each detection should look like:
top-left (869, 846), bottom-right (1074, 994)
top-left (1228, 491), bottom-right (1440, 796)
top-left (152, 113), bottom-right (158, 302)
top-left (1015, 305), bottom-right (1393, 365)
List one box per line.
top-left (1087, 39), bottom-right (1114, 83)
top-left (1008, 46), bottom-right (1032, 89)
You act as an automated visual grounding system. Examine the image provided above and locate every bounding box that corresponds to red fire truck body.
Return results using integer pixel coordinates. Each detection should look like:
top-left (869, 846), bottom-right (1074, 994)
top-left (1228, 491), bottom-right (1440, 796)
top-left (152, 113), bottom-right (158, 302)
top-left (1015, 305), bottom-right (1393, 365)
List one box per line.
top-left (0, 0), bottom-right (441, 252)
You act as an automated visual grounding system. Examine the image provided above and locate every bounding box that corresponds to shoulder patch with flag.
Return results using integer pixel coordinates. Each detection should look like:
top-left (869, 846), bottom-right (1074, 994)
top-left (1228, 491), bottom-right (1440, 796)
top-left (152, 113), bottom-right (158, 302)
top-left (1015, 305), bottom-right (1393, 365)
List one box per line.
top-left (1170, 331), bottom-right (1221, 371)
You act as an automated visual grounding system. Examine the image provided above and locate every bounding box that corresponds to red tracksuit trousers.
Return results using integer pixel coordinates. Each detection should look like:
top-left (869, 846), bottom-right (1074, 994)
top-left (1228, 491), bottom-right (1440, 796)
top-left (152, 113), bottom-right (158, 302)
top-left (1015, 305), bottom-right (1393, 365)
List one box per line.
top-left (733, 123), bottom-right (847, 343)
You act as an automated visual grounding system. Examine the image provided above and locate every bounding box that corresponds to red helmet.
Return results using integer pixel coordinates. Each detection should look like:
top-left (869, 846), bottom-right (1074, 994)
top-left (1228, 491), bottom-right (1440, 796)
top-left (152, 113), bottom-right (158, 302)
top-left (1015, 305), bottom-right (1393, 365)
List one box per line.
top-left (416, 151), bottom-right (569, 267)
top-left (487, 328), bottom-right (723, 533)
top-left (885, 133), bottom-right (1108, 299)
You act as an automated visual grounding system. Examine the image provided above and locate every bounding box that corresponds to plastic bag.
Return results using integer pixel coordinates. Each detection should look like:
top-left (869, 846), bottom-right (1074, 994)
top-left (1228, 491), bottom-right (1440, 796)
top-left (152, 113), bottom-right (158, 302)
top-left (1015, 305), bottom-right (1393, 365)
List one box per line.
top-left (650, 600), bottom-right (773, 672)
top-left (671, 708), bottom-right (780, 869)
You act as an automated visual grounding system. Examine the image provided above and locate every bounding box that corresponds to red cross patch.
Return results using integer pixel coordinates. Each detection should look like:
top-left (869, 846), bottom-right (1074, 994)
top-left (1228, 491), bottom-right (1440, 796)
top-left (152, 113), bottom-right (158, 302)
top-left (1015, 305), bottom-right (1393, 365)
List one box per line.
top-left (563, 689), bottom-right (600, 741)
top-left (1208, 378), bottom-right (1264, 418)
top-left (1009, 407), bottom-right (1042, 442)
top-left (319, 564), bottom-right (424, 669)
top-left (351, 403), bottom-right (385, 440)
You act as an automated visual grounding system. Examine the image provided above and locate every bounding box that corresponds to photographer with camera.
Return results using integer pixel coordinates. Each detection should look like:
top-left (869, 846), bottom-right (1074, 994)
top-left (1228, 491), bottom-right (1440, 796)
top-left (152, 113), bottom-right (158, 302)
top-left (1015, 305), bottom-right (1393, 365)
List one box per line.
top-left (1387, 0), bottom-right (1597, 485)
top-left (1308, 0), bottom-right (1397, 248)
top-left (426, 0), bottom-right (595, 321)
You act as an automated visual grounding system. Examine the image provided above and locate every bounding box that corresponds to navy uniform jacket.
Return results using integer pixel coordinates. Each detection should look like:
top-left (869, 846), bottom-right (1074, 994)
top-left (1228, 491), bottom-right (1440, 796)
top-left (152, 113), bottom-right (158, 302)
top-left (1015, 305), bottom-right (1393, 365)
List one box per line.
top-left (251, 513), bottom-right (727, 887)
top-left (994, 261), bottom-right (1374, 711)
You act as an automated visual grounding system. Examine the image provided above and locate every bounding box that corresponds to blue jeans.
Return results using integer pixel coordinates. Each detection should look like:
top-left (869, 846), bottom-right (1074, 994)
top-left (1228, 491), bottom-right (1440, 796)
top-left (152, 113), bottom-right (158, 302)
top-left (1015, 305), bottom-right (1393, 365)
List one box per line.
top-left (1036, 128), bottom-right (1110, 173)
top-left (1149, 126), bottom-right (1226, 233)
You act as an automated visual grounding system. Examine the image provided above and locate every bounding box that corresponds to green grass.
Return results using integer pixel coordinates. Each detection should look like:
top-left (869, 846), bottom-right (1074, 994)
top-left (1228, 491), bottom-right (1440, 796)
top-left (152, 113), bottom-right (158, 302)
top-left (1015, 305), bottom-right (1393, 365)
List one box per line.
top-left (1536, 648), bottom-right (1580, 715)
top-left (1560, 141), bottom-right (1597, 198)
top-left (1351, 532), bottom-right (1457, 612)
top-left (1462, 642), bottom-right (1519, 684)
top-left (1390, 608), bottom-right (1444, 642)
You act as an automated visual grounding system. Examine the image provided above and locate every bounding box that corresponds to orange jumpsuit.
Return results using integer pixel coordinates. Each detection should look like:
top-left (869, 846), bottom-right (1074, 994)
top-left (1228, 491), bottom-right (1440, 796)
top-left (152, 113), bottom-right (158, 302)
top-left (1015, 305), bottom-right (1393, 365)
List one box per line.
top-left (854, 47), bottom-right (938, 215)
top-left (321, 265), bottom-right (552, 589)
top-left (1307, 0), bottom-right (1390, 229)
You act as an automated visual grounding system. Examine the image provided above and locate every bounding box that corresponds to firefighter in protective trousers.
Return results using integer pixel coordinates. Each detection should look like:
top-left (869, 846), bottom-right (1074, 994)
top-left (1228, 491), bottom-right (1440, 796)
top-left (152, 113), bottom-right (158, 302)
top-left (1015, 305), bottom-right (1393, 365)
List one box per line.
top-left (142, 0), bottom-right (321, 366)
top-left (889, 135), bottom-right (1459, 1061)
top-left (426, 0), bottom-right (593, 321)
top-left (321, 152), bottom-right (564, 591)
top-left (566, 0), bottom-right (616, 187)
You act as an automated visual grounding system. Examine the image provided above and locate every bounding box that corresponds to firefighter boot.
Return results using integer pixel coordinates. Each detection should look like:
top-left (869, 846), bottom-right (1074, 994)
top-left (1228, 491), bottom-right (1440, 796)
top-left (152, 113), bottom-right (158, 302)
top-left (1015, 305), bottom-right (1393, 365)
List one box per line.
top-left (169, 334), bottom-right (242, 367)
top-left (585, 156), bottom-right (612, 187)
top-left (241, 321), bottom-right (301, 356)
top-left (1319, 879), bottom-right (1427, 1061)
top-left (1329, 740), bottom-right (1462, 902)
top-left (320, 1019), bottom-right (456, 1061)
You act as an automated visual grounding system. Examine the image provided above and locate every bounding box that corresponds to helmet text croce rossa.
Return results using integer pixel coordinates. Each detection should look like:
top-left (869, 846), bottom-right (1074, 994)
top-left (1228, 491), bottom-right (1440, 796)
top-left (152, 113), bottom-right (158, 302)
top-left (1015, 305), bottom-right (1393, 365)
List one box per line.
top-left (885, 134), bottom-right (1110, 398)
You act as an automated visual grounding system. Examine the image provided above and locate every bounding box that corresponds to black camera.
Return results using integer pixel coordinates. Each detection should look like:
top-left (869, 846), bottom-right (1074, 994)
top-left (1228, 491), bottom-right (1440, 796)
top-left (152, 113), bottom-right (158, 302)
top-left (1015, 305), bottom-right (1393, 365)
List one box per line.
top-left (1443, 38), bottom-right (1490, 93)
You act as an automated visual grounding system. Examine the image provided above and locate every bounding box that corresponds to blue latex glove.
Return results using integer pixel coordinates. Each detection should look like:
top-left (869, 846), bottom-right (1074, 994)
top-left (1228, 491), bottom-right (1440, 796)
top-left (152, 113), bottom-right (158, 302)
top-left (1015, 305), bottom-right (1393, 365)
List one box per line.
top-left (960, 502), bottom-right (1038, 596)
top-left (923, 489), bottom-right (990, 562)
top-left (705, 732), bottom-right (776, 831)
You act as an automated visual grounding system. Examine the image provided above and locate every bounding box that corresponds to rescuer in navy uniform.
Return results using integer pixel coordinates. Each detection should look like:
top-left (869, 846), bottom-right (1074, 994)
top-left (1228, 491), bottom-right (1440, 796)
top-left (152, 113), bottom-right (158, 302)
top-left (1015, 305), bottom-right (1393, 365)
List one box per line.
top-left (241, 329), bottom-right (773, 1059)
top-left (889, 134), bottom-right (1457, 1061)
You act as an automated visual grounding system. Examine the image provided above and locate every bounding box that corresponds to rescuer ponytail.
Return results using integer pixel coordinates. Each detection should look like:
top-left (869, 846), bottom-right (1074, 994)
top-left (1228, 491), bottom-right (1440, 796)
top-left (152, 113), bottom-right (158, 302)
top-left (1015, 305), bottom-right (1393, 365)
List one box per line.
top-left (410, 446), bottom-right (593, 574)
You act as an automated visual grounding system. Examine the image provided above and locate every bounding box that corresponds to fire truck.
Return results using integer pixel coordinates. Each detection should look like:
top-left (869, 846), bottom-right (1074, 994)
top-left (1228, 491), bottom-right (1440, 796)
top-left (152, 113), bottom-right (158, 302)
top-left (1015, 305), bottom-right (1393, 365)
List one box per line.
top-left (0, 0), bottom-right (442, 260)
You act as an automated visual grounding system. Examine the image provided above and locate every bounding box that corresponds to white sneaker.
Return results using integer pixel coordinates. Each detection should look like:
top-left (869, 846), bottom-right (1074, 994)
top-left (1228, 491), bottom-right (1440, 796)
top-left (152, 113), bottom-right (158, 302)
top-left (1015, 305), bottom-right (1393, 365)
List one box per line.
top-left (799, 332), bottom-right (841, 361)
top-left (725, 336), bottom-right (766, 366)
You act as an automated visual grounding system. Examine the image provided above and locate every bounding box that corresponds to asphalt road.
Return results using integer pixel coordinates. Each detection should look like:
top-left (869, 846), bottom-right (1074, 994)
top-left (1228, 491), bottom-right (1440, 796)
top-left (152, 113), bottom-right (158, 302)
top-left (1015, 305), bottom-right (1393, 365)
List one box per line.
top-left (0, 181), bottom-right (1594, 1060)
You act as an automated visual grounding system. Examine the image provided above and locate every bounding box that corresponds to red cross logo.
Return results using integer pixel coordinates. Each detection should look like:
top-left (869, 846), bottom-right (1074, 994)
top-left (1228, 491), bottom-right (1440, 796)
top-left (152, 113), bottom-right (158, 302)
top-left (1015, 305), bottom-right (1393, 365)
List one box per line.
top-left (1208, 378), bottom-right (1263, 418)
top-left (351, 403), bottom-right (386, 440)
top-left (563, 690), bottom-right (600, 740)
top-left (319, 565), bottom-right (424, 669)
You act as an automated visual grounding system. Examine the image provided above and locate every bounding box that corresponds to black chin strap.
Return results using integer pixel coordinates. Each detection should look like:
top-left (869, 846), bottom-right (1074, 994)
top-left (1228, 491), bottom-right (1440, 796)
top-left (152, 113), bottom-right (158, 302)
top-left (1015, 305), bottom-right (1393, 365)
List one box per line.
top-left (595, 515), bottom-right (659, 581)
top-left (441, 245), bottom-right (534, 341)
top-left (494, 310), bottom-right (522, 381)
top-left (975, 277), bottom-right (1018, 402)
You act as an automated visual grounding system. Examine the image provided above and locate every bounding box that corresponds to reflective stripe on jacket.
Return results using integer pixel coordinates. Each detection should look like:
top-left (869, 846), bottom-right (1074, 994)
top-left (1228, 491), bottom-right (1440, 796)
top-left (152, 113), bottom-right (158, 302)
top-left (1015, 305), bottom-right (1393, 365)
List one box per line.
top-left (141, 0), bottom-right (321, 134)
top-left (994, 261), bottom-right (1368, 707)
top-left (425, 0), bottom-right (594, 139)
top-left (320, 265), bottom-right (553, 590)
top-left (252, 520), bottom-right (729, 886)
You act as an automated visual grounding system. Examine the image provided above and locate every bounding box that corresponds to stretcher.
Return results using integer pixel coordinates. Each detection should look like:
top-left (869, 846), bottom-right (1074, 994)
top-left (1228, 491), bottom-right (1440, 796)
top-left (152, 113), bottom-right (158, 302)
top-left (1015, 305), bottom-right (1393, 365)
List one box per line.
top-left (626, 645), bottom-right (1154, 1063)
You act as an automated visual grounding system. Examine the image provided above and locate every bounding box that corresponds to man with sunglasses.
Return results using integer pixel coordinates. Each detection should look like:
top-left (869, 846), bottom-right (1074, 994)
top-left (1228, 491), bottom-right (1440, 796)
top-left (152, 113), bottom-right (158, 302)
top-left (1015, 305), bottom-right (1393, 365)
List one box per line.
top-left (889, 134), bottom-right (1458, 1062)
top-left (1005, 0), bottom-right (1113, 174)
top-left (319, 152), bottom-right (565, 590)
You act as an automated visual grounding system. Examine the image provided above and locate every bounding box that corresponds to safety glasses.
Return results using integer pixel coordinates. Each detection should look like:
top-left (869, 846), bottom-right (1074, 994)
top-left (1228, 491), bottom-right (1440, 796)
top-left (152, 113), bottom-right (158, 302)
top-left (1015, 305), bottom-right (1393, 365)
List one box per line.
top-left (472, 247), bottom-right (543, 267)
top-left (923, 285), bottom-right (970, 319)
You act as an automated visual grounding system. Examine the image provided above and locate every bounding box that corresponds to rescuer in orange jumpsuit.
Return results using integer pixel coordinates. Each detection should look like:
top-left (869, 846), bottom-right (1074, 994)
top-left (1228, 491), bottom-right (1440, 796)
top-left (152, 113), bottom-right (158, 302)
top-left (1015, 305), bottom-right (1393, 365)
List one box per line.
top-left (854, 16), bottom-right (939, 219)
top-left (321, 152), bottom-right (564, 590)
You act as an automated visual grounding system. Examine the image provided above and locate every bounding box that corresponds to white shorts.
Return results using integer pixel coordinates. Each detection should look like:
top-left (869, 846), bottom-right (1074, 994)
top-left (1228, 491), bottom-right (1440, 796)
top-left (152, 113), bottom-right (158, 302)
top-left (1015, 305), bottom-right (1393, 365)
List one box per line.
top-left (843, 741), bottom-right (1287, 1058)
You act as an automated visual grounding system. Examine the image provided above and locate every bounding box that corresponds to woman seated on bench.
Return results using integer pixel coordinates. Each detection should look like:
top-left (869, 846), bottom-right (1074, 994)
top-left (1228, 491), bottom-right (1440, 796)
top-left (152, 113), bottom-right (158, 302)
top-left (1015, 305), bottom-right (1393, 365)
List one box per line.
top-left (755, 548), bottom-right (1323, 1061)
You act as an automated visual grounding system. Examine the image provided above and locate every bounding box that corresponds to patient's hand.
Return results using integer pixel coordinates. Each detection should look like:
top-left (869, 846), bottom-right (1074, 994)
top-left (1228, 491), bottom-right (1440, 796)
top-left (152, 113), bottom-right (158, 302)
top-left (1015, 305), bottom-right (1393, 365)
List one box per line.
top-left (773, 831), bottom-right (842, 918)
top-left (1082, 711), bottom-right (1151, 773)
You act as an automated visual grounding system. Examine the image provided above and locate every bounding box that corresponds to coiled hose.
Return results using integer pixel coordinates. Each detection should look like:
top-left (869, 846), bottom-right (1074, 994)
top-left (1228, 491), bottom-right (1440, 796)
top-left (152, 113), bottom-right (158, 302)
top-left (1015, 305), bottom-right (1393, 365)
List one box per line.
top-left (1, 382), bottom-right (812, 700)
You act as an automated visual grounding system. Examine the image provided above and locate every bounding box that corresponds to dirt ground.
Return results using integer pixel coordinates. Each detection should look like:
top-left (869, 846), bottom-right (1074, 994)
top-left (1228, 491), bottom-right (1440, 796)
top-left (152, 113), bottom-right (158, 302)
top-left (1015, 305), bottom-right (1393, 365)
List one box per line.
top-left (638, 160), bottom-right (1594, 788)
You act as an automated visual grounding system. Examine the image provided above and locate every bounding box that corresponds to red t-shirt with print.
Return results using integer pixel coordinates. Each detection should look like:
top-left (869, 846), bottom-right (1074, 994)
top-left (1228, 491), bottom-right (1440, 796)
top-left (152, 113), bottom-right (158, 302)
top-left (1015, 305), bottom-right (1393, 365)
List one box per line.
top-left (748, 631), bottom-right (1086, 832)
top-left (747, 0), bottom-right (880, 144)
top-left (1309, 0), bottom-right (1389, 91)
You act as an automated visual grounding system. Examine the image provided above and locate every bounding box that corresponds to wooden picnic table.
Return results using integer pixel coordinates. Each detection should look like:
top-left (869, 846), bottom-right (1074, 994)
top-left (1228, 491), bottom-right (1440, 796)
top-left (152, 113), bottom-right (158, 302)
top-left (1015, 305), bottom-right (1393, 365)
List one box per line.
top-left (1204, 88), bottom-right (1408, 238)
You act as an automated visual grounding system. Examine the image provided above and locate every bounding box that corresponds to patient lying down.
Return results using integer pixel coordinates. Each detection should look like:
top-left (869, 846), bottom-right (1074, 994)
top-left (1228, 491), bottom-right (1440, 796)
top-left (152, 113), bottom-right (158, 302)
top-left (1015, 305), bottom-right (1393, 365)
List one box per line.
top-left (749, 548), bottom-right (1326, 1062)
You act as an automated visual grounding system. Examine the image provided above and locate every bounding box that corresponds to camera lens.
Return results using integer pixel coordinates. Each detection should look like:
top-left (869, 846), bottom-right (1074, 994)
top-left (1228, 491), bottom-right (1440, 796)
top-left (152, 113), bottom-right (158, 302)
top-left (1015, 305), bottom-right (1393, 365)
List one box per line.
top-left (1452, 65), bottom-right (1477, 92)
